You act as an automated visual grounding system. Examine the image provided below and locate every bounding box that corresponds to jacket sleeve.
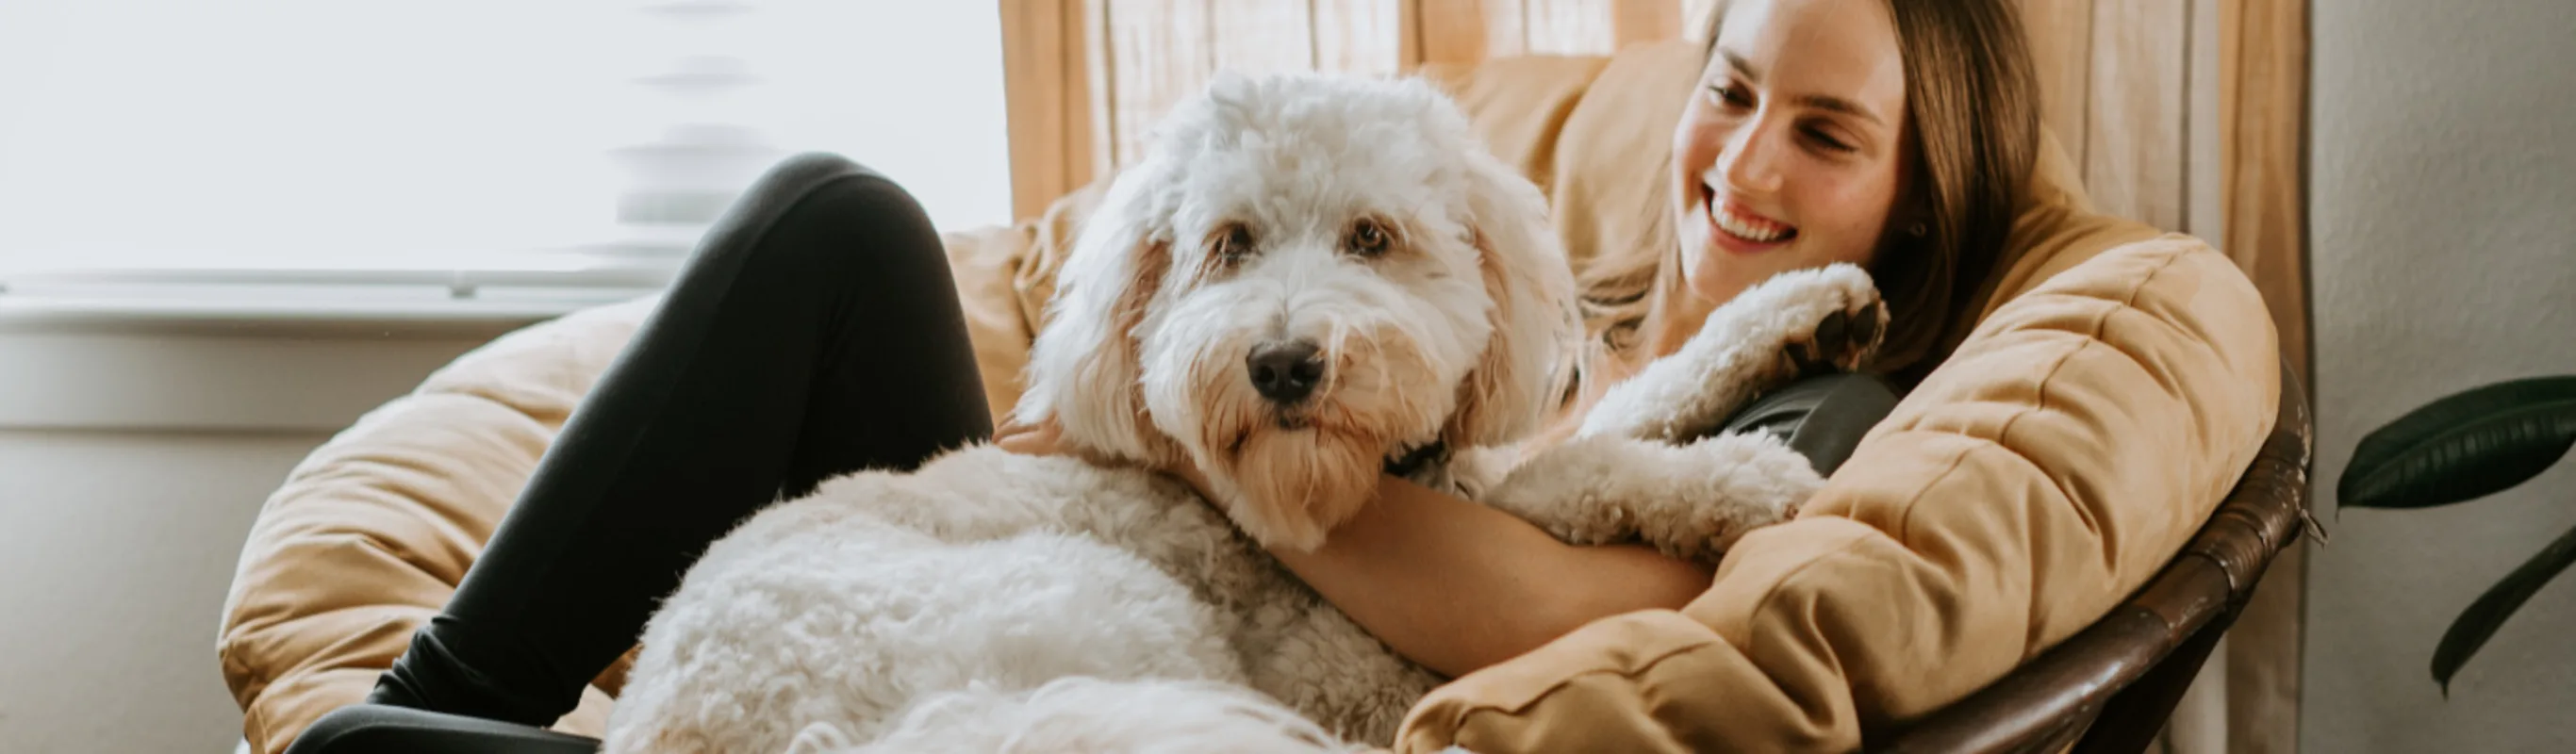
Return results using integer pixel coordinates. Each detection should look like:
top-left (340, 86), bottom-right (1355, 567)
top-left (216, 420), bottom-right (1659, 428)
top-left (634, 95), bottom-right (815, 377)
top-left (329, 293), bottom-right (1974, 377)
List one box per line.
top-left (1395, 236), bottom-right (2282, 752)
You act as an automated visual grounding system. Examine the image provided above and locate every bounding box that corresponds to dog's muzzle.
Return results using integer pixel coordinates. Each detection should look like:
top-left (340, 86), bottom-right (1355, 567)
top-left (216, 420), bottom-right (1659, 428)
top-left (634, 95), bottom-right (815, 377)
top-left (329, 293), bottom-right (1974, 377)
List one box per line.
top-left (1246, 339), bottom-right (1325, 405)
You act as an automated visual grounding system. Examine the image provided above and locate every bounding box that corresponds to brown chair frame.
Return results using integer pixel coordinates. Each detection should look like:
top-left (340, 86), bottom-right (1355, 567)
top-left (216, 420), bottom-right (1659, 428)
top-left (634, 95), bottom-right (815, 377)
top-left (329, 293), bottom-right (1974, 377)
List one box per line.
top-left (1875, 362), bottom-right (2314, 754)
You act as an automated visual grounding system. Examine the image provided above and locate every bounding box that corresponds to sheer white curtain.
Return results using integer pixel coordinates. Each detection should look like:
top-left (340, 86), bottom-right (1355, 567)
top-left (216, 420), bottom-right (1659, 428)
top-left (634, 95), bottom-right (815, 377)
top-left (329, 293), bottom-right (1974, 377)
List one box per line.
top-left (0, 0), bottom-right (1009, 296)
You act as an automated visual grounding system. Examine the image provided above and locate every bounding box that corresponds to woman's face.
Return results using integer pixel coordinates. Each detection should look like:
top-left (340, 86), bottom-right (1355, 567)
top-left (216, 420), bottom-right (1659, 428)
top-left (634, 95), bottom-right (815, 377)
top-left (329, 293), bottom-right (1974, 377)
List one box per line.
top-left (1672, 0), bottom-right (1913, 307)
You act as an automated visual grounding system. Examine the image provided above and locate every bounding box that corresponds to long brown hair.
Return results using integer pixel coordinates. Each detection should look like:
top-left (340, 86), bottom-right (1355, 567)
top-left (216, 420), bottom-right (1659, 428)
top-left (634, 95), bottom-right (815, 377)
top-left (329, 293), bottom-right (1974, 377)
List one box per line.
top-left (1577, 0), bottom-right (2040, 397)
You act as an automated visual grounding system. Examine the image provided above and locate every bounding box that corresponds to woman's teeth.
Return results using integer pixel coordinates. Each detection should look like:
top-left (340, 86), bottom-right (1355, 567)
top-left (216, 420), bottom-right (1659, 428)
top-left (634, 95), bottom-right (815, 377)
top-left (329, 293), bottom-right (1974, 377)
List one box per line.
top-left (1713, 201), bottom-right (1793, 243)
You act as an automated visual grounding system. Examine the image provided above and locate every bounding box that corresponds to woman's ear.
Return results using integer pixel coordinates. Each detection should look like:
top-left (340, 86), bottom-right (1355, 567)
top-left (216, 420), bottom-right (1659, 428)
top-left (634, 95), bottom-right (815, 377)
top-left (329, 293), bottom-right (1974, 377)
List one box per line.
top-left (1442, 152), bottom-right (1584, 449)
top-left (1014, 178), bottom-right (1175, 464)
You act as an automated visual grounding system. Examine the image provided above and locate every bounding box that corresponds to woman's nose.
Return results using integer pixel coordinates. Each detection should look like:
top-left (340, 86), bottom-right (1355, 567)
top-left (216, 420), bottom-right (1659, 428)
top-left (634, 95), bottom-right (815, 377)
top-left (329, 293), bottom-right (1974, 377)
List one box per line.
top-left (1721, 123), bottom-right (1788, 196)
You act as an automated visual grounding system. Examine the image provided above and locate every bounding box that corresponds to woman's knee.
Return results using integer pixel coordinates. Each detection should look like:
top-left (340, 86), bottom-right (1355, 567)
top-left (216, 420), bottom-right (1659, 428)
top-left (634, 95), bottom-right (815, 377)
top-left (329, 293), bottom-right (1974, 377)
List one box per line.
top-left (1720, 372), bottom-right (1901, 476)
top-left (687, 152), bottom-right (949, 284)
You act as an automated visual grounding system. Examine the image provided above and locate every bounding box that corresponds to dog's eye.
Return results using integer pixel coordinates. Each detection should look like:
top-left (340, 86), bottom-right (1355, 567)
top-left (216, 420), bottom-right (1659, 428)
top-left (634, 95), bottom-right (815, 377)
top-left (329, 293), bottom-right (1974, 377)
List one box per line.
top-left (1346, 219), bottom-right (1392, 257)
top-left (1211, 223), bottom-right (1254, 261)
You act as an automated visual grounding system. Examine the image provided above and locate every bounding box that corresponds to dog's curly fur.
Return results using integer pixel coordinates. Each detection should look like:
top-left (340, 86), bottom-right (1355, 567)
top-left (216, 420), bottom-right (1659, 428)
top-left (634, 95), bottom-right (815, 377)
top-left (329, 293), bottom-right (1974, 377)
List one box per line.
top-left (601, 71), bottom-right (1890, 753)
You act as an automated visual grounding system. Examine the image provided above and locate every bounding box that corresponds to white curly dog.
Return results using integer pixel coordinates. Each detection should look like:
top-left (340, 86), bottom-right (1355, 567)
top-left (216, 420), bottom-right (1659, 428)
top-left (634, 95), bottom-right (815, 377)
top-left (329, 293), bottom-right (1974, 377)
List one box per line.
top-left (601, 70), bottom-right (1888, 753)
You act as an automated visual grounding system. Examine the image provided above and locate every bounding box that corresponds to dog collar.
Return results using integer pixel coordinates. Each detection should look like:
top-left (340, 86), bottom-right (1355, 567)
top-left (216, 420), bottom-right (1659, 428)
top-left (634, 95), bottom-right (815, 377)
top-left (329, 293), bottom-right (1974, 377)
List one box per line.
top-left (1381, 440), bottom-right (1447, 478)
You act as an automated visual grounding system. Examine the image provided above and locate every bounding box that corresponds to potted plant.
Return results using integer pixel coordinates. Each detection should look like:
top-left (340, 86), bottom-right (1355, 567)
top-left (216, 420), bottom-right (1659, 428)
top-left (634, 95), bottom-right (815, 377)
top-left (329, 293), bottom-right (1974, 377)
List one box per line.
top-left (2337, 375), bottom-right (2576, 694)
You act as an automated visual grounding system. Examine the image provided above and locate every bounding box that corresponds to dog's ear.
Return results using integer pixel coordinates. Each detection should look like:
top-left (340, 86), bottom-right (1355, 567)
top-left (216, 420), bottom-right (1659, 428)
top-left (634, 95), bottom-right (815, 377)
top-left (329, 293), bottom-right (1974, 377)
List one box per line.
top-left (1014, 177), bottom-right (1175, 464)
top-left (1443, 152), bottom-right (1583, 449)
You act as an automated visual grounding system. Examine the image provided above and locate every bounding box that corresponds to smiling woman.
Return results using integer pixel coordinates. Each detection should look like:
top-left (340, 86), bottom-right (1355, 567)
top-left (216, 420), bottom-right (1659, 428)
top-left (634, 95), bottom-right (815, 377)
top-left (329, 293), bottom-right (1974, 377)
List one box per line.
top-left (1650, 0), bottom-right (2038, 389)
top-left (0, 0), bottom-right (1010, 287)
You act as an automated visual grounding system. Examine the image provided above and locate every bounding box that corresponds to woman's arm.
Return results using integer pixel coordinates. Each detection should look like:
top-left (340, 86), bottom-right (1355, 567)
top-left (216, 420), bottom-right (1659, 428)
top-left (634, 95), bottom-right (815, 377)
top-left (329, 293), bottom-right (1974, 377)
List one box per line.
top-left (995, 420), bottom-right (1713, 679)
top-left (1272, 474), bottom-right (1713, 678)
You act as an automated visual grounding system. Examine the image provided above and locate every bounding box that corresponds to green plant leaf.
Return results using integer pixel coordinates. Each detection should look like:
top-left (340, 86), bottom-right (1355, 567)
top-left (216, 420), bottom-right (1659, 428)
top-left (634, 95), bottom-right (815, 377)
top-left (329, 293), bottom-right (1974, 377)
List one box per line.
top-left (2435, 516), bottom-right (2576, 695)
top-left (2341, 375), bottom-right (2576, 510)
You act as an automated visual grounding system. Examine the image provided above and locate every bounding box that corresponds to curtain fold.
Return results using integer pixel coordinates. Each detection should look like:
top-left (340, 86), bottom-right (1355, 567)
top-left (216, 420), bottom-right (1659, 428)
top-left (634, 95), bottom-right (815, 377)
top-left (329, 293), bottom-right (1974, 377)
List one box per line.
top-left (2214, 1), bottom-right (2312, 752)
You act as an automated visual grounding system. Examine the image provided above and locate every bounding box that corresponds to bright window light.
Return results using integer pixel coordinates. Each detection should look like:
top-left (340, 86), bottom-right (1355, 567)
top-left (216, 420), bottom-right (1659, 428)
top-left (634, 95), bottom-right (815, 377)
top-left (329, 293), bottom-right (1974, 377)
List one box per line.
top-left (0, 0), bottom-right (1013, 273)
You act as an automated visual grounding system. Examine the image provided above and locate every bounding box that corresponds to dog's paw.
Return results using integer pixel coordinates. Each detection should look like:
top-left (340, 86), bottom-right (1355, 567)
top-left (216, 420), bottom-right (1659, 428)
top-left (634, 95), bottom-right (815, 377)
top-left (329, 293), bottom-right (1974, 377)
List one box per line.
top-left (1783, 293), bottom-right (1887, 377)
top-left (1478, 433), bottom-right (1818, 564)
top-left (1713, 263), bottom-right (1887, 383)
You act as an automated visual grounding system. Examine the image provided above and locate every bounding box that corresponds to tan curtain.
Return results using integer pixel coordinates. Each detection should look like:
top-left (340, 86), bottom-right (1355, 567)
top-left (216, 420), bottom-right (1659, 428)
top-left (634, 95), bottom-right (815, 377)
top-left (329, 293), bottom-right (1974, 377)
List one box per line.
top-left (2024, 2), bottom-right (2312, 750)
top-left (999, 0), bottom-right (1689, 219)
top-left (995, 1), bottom-right (2311, 749)
top-left (2210, 2), bottom-right (2311, 751)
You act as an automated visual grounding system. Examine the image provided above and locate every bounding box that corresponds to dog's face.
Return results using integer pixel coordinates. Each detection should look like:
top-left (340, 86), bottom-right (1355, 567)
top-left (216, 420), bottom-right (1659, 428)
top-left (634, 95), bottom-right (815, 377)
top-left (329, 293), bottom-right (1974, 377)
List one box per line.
top-left (1016, 72), bottom-right (1580, 551)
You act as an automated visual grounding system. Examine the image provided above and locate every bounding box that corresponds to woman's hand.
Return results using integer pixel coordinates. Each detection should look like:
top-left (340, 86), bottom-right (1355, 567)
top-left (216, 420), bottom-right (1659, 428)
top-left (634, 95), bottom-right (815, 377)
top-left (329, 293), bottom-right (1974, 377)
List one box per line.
top-left (991, 418), bottom-right (1065, 457)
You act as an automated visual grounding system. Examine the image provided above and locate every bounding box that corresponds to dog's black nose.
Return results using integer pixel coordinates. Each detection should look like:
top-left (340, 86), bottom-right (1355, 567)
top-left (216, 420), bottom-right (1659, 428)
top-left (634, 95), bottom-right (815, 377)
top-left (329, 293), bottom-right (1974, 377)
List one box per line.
top-left (1247, 340), bottom-right (1325, 404)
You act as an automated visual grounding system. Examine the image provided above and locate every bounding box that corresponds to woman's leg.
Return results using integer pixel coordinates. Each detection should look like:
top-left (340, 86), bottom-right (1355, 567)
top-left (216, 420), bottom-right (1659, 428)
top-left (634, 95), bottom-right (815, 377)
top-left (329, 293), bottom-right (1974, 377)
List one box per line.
top-left (1719, 372), bottom-right (1900, 476)
top-left (366, 153), bottom-right (995, 728)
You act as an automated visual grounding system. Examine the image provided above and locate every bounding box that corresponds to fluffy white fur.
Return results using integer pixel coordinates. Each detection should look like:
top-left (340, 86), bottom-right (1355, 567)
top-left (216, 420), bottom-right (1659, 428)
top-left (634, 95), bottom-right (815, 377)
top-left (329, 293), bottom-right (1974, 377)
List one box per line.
top-left (603, 71), bottom-right (1890, 754)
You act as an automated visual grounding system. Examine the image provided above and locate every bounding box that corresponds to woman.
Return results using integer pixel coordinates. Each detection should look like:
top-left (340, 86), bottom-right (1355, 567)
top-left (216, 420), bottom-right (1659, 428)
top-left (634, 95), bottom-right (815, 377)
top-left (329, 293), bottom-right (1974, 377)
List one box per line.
top-left (321, 0), bottom-right (2265, 750)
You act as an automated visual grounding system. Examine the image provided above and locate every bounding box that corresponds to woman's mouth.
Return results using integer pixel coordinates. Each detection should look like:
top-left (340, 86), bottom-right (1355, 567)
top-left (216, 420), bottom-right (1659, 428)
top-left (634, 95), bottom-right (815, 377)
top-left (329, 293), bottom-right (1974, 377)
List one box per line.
top-left (1707, 191), bottom-right (1797, 250)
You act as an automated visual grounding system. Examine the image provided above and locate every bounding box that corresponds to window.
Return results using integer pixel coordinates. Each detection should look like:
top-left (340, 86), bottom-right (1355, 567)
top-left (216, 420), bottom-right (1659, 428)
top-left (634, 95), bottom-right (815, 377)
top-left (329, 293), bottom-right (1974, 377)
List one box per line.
top-left (0, 0), bottom-right (1011, 303)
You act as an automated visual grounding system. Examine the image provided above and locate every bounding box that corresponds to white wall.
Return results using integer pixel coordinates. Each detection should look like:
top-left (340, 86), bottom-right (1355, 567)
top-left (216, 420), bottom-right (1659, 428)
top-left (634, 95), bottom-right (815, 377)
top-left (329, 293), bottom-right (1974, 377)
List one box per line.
top-left (0, 327), bottom-right (498, 753)
top-left (2305, 1), bottom-right (2576, 751)
top-left (0, 429), bottom-right (324, 753)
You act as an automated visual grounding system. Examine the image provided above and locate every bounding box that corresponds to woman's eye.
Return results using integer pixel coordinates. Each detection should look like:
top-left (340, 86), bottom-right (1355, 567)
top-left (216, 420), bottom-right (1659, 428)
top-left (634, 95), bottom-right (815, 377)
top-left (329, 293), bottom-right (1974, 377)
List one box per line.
top-left (1802, 125), bottom-right (1855, 153)
top-left (1346, 219), bottom-right (1391, 257)
top-left (1709, 82), bottom-right (1755, 109)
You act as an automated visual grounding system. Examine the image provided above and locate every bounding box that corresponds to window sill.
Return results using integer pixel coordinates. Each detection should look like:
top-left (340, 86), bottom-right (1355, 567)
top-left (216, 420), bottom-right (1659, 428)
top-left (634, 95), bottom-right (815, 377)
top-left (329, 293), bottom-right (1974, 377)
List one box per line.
top-left (1, 253), bottom-right (673, 333)
top-left (0, 292), bottom-right (619, 338)
top-left (0, 264), bottom-right (668, 433)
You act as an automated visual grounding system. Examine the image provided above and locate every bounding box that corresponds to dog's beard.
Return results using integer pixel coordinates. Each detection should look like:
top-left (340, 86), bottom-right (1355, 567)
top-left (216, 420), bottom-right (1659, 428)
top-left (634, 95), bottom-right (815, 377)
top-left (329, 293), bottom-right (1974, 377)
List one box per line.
top-left (1141, 306), bottom-right (1458, 553)
top-left (1217, 427), bottom-right (1381, 552)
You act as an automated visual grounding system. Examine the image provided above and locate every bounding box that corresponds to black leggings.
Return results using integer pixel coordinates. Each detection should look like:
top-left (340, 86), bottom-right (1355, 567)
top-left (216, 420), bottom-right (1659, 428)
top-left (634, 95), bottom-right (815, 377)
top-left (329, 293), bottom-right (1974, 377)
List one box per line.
top-left (344, 153), bottom-right (1902, 744)
top-left (367, 153), bottom-right (997, 726)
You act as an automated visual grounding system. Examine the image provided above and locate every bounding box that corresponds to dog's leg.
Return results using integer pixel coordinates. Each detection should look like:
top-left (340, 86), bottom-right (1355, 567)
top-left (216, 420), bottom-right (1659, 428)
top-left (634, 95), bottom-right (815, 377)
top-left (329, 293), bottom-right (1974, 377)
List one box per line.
top-left (1480, 430), bottom-right (1823, 565)
top-left (1577, 263), bottom-right (1887, 444)
top-left (1408, 443), bottom-right (1525, 500)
